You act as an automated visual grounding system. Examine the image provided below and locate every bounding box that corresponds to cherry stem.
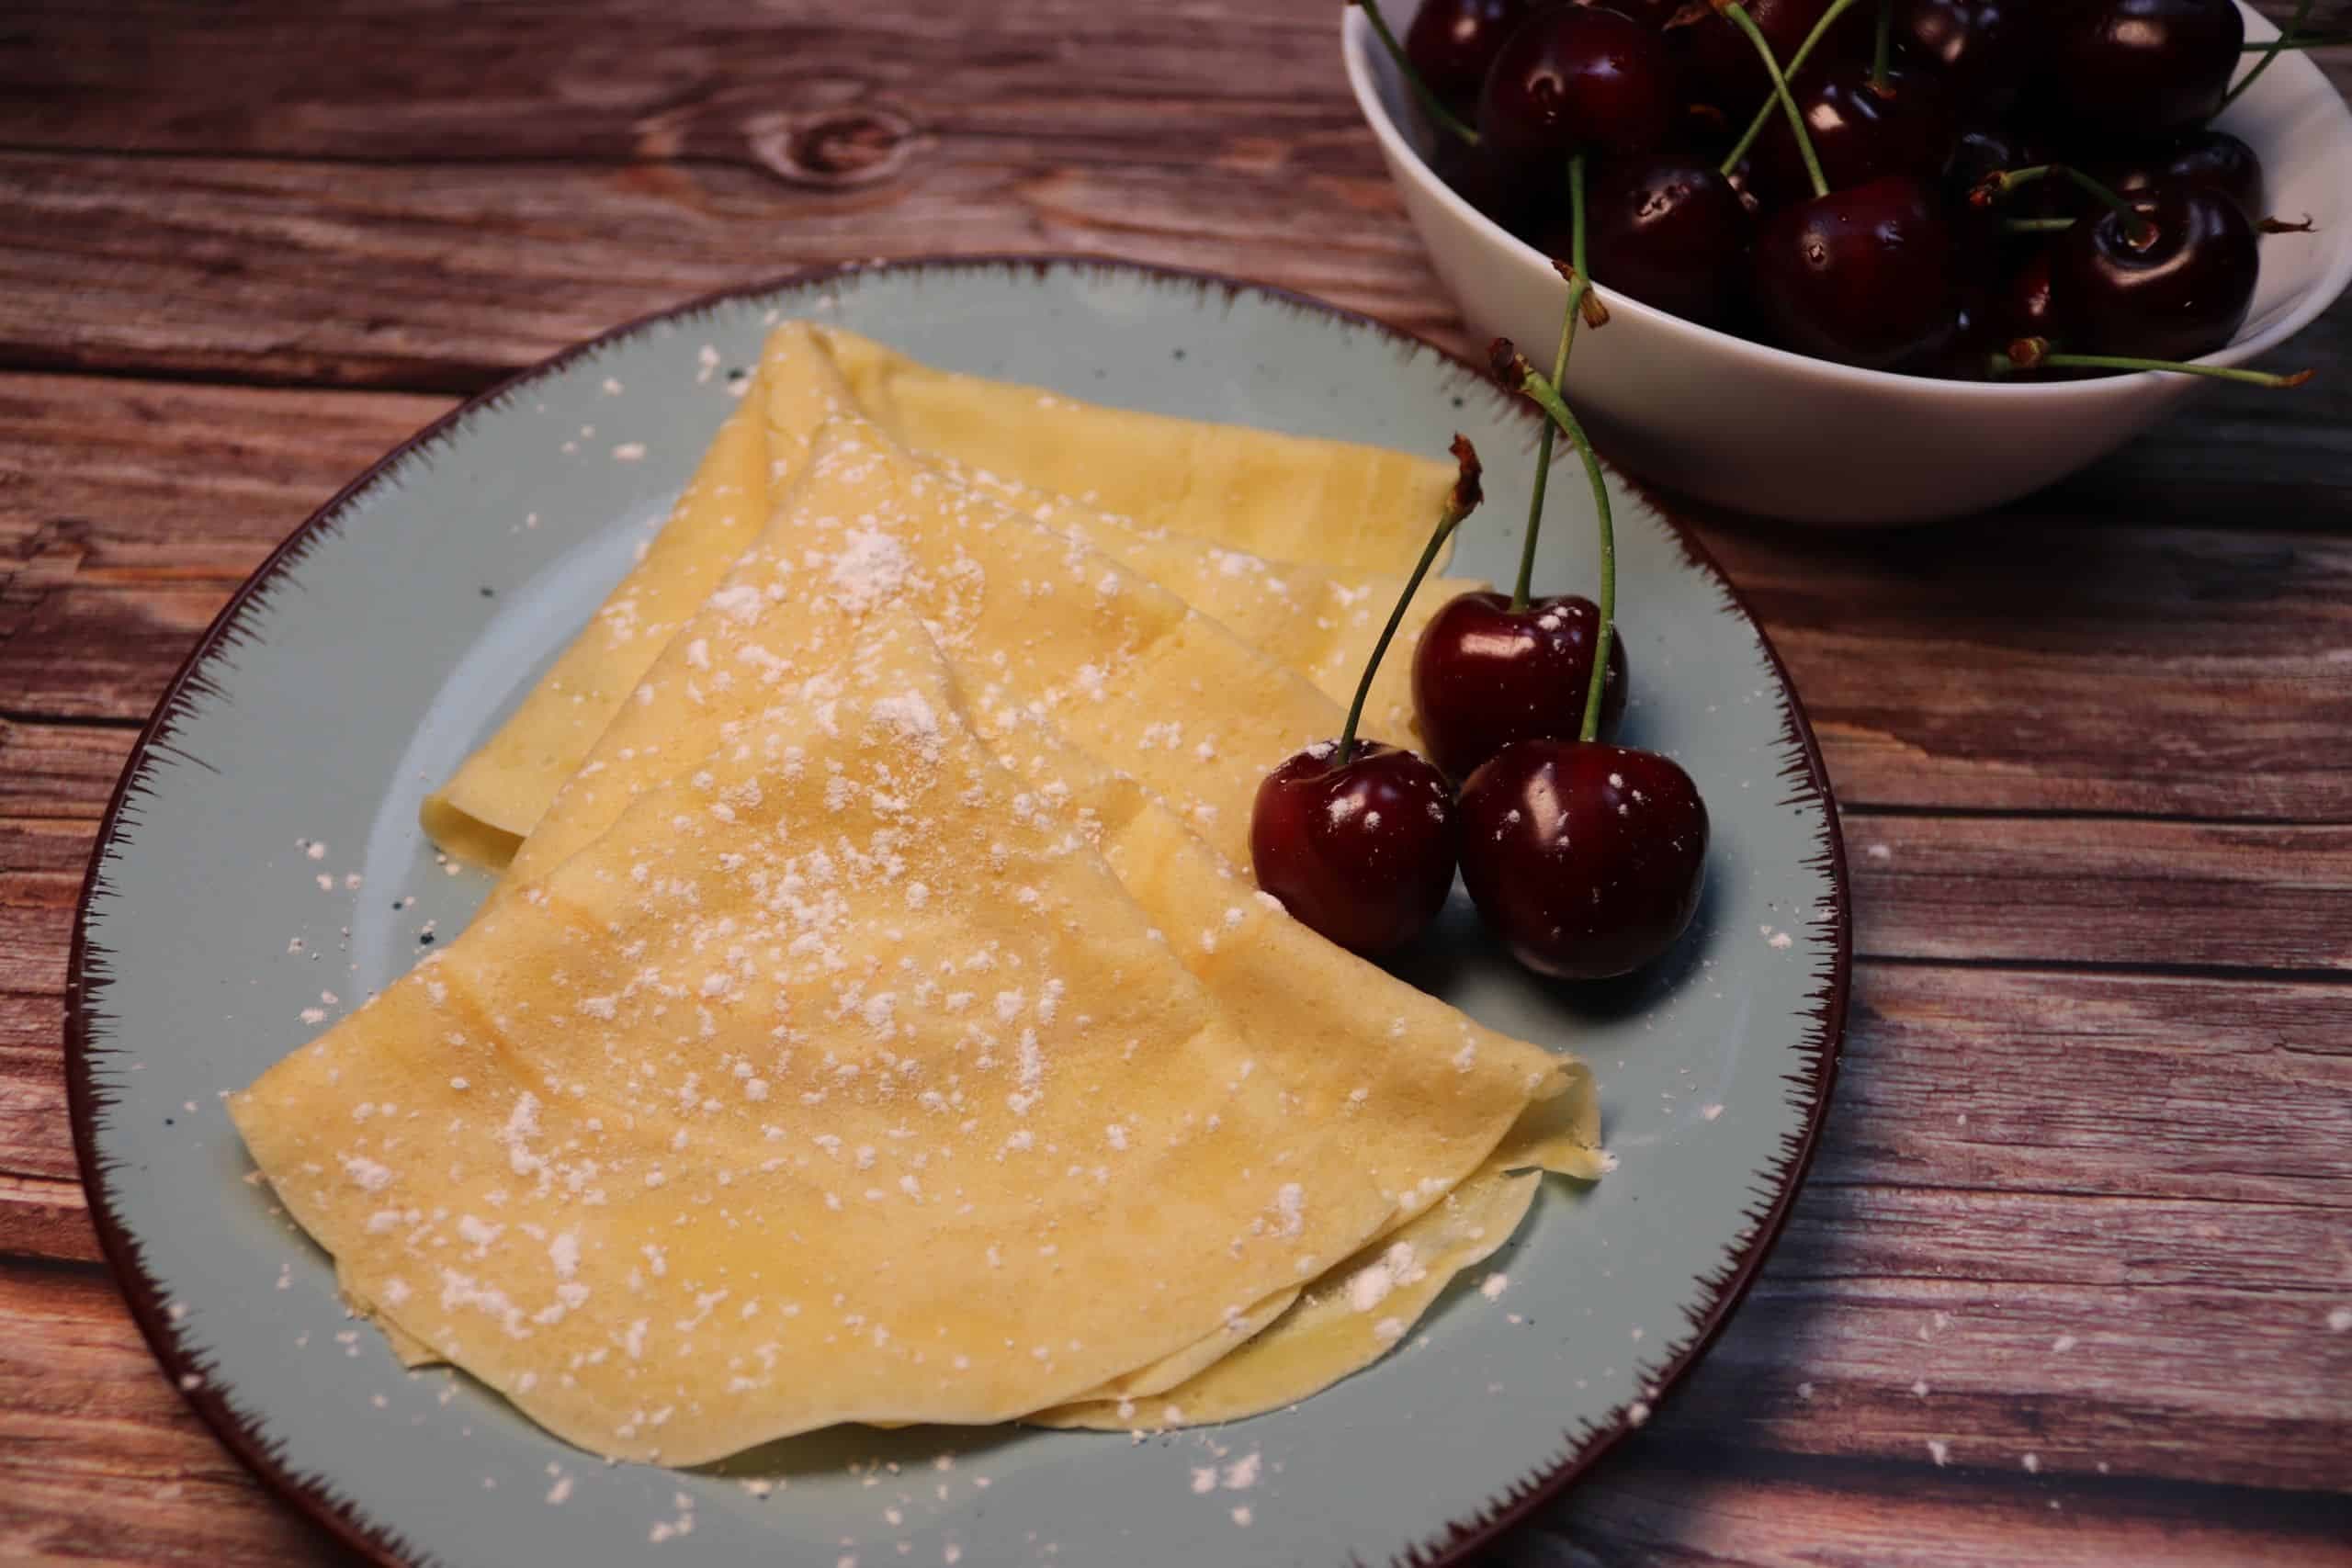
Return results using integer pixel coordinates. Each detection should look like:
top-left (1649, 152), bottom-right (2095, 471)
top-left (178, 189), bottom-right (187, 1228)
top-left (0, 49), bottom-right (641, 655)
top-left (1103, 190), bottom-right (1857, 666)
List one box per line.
top-left (1490, 344), bottom-right (1616, 745)
top-left (1992, 337), bottom-right (2314, 388)
top-left (1718, 0), bottom-right (1871, 175)
top-left (2222, 0), bottom-right (2315, 111)
top-left (2240, 33), bottom-right (2346, 48)
top-left (1338, 436), bottom-right (1484, 765)
top-left (1351, 0), bottom-right (1482, 148)
top-left (1718, 1), bottom-right (1828, 200)
top-left (1976, 164), bottom-right (2155, 243)
top-left (1871, 0), bottom-right (1894, 94)
top-left (2002, 217), bottom-right (2076, 233)
top-left (1514, 154), bottom-right (1591, 612)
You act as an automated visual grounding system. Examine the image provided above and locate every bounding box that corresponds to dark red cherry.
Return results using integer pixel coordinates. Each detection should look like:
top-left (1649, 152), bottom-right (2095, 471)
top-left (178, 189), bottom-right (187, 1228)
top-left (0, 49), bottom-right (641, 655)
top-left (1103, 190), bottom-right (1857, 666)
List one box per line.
top-left (1412, 591), bottom-right (1628, 781)
top-left (1433, 131), bottom-right (1547, 230)
top-left (1752, 175), bottom-right (1960, 370)
top-left (1945, 122), bottom-right (2050, 202)
top-left (1900, 0), bottom-right (2040, 111)
top-left (2039, 0), bottom-right (2245, 139)
top-left (1250, 739), bottom-right (1459, 956)
top-left (1457, 741), bottom-right (1709, 979)
top-left (1408, 0), bottom-right (1540, 115)
top-left (1749, 58), bottom-right (1956, 208)
top-left (2051, 181), bottom-right (2258, 363)
top-left (1683, 0), bottom-right (1870, 108)
top-left (1571, 0), bottom-right (1685, 28)
top-left (1477, 5), bottom-right (1678, 164)
top-left (1565, 152), bottom-right (1753, 327)
top-left (2092, 130), bottom-right (2265, 223)
top-left (1995, 246), bottom-right (2067, 344)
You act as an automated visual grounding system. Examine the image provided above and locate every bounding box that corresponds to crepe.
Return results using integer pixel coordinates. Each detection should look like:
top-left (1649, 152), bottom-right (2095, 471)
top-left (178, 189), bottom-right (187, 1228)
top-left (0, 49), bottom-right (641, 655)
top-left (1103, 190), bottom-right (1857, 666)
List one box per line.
top-left (1036, 1156), bottom-right (1541, 1429)
top-left (455, 418), bottom-right (1600, 1420)
top-left (232, 610), bottom-right (1578, 1462)
top-left (421, 323), bottom-right (1475, 869)
top-left (812, 325), bottom-right (1459, 572)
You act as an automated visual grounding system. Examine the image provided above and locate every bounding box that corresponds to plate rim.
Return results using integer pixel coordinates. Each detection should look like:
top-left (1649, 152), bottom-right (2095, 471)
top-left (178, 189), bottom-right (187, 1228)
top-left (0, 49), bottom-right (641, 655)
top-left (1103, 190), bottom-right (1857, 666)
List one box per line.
top-left (63, 252), bottom-right (1851, 1568)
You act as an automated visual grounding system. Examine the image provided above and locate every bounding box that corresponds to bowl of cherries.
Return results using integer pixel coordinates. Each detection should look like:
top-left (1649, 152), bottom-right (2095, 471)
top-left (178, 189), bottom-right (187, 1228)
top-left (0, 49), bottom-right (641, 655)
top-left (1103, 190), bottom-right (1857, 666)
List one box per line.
top-left (1342, 0), bottom-right (2352, 524)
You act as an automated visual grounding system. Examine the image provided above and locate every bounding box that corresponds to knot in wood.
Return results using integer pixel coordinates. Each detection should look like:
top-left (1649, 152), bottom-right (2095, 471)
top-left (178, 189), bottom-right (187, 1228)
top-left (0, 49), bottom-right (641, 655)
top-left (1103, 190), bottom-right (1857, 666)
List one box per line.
top-left (749, 105), bottom-right (917, 189)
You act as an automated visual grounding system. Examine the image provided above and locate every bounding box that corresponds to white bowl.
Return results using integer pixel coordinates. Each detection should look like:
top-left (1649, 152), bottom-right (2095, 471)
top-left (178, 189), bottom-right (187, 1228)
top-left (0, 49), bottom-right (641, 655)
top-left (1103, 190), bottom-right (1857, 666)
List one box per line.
top-left (1343, 3), bottom-right (2352, 525)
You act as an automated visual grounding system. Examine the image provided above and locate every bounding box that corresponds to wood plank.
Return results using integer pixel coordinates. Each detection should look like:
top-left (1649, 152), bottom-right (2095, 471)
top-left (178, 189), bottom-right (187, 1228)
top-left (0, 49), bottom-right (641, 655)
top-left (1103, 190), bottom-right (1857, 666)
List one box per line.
top-left (0, 1266), bottom-right (356, 1568)
top-left (1845, 815), bottom-right (2352, 972)
top-left (1528, 1444), bottom-right (2352, 1567)
top-left (1703, 520), bottom-right (2352, 819)
top-left (0, 149), bottom-right (1462, 392)
top-left (1817, 964), bottom-right (2351, 1210)
top-left (3, 0), bottom-right (2341, 166)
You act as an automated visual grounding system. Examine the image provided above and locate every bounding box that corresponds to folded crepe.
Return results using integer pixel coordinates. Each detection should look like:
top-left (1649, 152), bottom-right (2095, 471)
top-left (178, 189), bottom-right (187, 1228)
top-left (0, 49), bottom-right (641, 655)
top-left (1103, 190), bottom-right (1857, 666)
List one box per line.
top-left (423, 323), bottom-right (1474, 868)
top-left (232, 610), bottom-right (1580, 1462)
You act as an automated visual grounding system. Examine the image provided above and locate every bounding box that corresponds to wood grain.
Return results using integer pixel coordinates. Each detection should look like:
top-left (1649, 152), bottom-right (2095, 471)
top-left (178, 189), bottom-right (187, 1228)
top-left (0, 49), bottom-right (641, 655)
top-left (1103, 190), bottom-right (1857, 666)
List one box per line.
top-left (3, 0), bottom-right (2349, 1562)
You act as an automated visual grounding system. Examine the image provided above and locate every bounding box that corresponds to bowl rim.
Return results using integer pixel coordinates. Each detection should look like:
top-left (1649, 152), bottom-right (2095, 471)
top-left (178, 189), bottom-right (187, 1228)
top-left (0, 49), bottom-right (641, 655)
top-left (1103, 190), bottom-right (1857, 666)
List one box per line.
top-left (1341, 1), bottom-right (2352, 403)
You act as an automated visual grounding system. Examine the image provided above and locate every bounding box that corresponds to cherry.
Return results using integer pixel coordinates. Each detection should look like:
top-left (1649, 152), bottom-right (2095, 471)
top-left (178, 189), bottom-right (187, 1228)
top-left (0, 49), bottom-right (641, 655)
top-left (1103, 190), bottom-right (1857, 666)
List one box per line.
top-left (1684, 0), bottom-right (1869, 108)
top-left (2092, 130), bottom-right (2264, 223)
top-left (1456, 741), bottom-right (1710, 979)
top-left (2038, 0), bottom-right (2245, 140)
top-left (1477, 5), bottom-right (1679, 163)
top-left (1406, 0), bottom-right (1539, 114)
top-left (1412, 592), bottom-right (1628, 781)
top-left (1899, 0), bottom-right (2039, 111)
top-left (1251, 740), bottom-right (1460, 956)
top-left (1433, 131), bottom-right (1546, 229)
top-left (2051, 181), bottom-right (2258, 363)
top-left (1250, 437), bottom-right (1485, 956)
top-left (1572, 152), bottom-right (1754, 327)
top-left (1753, 175), bottom-right (1960, 369)
top-left (1748, 57), bottom-right (1955, 208)
top-left (1572, 0), bottom-right (1687, 28)
top-left (1946, 123), bottom-right (2049, 203)
top-left (1995, 245), bottom-right (2066, 344)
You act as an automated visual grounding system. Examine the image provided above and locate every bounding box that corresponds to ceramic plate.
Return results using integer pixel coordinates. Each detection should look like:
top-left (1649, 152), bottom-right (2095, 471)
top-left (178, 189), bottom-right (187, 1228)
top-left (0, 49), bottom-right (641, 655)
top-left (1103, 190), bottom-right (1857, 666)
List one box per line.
top-left (69, 257), bottom-right (1848, 1568)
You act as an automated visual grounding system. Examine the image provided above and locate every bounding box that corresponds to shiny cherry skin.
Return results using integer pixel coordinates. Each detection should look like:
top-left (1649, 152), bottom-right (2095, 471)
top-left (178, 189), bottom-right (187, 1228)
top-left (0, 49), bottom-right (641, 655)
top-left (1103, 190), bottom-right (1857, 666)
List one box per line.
top-left (1565, 152), bottom-right (1753, 327)
top-left (1412, 591), bottom-right (1628, 781)
top-left (1996, 246), bottom-right (2067, 344)
top-left (1456, 740), bottom-right (1709, 980)
top-left (1433, 131), bottom-right (1546, 230)
top-left (1250, 739), bottom-right (1458, 956)
top-left (1571, 0), bottom-right (1684, 28)
top-left (1477, 4), bottom-right (1678, 164)
top-left (2052, 181), bottom-right (2258, 363)
top-left (1752, 175), bottom-right (1959, 370)
top-left (2093, 130), bottom-right (2264, 222)
top-left (1683, 0), bottom-right (1870, 108)
top-left (2039, 0), bottom-right (2245, 139)
top-left (1900, 0), bottom-right (2040, 111)
top-left (1407, 0), bottom-right (1539, 114)
top-left (1749, 58), bottom-right (1956, 209)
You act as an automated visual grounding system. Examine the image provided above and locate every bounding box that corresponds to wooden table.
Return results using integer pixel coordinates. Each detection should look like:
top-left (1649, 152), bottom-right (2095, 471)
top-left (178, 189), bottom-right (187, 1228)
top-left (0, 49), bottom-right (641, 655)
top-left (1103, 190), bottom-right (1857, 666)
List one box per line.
top-left (5, 4), bottom-right (2348, 1562)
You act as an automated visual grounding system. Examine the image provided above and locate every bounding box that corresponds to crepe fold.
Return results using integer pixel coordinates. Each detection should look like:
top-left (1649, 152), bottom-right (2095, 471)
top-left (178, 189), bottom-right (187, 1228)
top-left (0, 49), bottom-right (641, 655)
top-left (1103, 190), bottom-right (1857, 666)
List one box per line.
top-left (238, 328), bottom-right (1603, 1462)
top-left (422, 324), bottom-right (1476, 869)
top-left (233, 606), bottom-right (1582, 1463)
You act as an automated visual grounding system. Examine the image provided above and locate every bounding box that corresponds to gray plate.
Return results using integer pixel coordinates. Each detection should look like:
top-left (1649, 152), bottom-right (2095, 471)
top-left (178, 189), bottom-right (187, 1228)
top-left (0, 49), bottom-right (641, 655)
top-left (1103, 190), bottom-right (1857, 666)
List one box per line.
top-left (69, 257), bottom-right (1847, 1568)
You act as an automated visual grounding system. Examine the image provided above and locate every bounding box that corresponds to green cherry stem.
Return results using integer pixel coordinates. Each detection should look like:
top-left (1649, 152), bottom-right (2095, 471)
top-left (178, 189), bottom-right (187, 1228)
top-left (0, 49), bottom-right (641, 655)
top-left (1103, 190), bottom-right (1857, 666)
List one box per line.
top-left (2222, 0), bottom-right (2315, 111)
top-left (1718, 0), bottom-right (1829, 200)
top-left (1351, 0), bottom-right (1482, 148)
top-left (1973, 164), bottom-right (2154, 244)
top-left (2001, 217), bottom-right (2077, 233)
top-left (1992, 337), bottom-right (2314, 388)
top-left (1513, 153), bottom-right (1593, 612)
top-left (1489, 343), bottom-right (1616, 745)
top-left (2240, 32), bottom-right (2347, 49)
top-left (1718, 0), bottom-right (1872, 175)
top-left (1871, 0), bottom-right (1894, 94)
top-left (1337, 435), bottom-right (1485, 764)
